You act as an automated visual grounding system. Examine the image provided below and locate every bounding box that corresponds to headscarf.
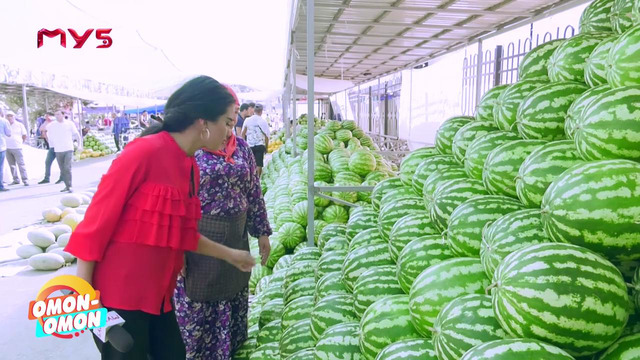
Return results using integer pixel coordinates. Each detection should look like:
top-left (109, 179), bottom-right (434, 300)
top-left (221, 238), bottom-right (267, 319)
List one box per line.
top-left (205, 84), bottom-right (239, 163)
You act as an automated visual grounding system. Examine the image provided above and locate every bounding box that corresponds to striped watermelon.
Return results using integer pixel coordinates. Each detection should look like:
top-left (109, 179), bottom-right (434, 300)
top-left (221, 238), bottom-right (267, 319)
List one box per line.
top-left (347, 209), bottom-right (378, 241)
top-left (352, 127), bottom-right (365, 139)
top-left (353, 265), bottom-right (404, 317)
top-left (541, 160), bottom-right (640, 261)
top-left (267, 240), bottom-right (287, 268)
top-left (516, 81), bottom-right (589, 141)
top-left (293, 201), bottom-right (319, 227)
top-left (634, 267), bottom-right (640, 312)
top-left (480, 208), bottom-right (550, 279)
top-left (378, 197), bottom-right (425, 241)
top-left (411, 155), bottom-right (459, 195)
top-left (280, 222), bottom-right (307, 250)
top-left (476, 85), bottom-right (509, 123)
top-left (396, 235), bottom-right (454, 294)
top-left (250, 265), bottom-right (273, 294)
top-left (375, 339), bottom-right (437, 360)
top-left (365, 171), bottom-right (389, 183)
top-left (315, 272), bottom-right (349, 302)
top-left (599, 333), bottom-right (640, 359)
top-left (585, 36), bottom-right (618, 87)
top-left (314, 322), bottom-right (363, 360)
top-left (327, 120), bottom-right (342, 132)
top-left (336, 129), bottom-right (353, 143)
top-left (492, 243), bottom-right (630, 357)
top-left (350, 228), bottom-right (386, 253)
top-left (388, 213), bottom-right (440, 263)
top-left (330, 157), bottom-right (351, 174)
top-left (574, 86), bottom-right (640, 162)
top-left (285, 260), bottom-right (317, 290)
top-left (329, 148), bottom-right (351, 164)
top-left (317, 250), bottom-right (348, 281)
top-left (324, 236), bottom-right (350, 252)
top-left (319, 129), bottom-right (336, 140)
top-left (459, 339), bottom-right (574, 360)
top-left (372, 178), bottom-right (404, 211)
top-left (380, 187), bottom-right (416, 208)
top-left (422, 167), bottom-right (467, 207)
top-left (493, 80), bottom-right (548, 132)
top-left (433, 294), bottom-right (508, 360)
top-left (400, 147), bottom-right (440, 187)
top-left (348, 205), bottom-right (374, 221)
top-left (435, 116), bottom-right (474, 155)
top-left (315, 182), bottom-right (332, 208)
top-left (323, 205), bottom-right (349, 225)
top-left (311, 294), bottom-right (359, 341)
top-left (359, 295), bottom-right (422, 360)
top-left (612, 0), bottom-right (635, 33)
top-left (280, 319), bottom-right (315, 359)
top-left (285, 278), bottom-right (317, 305)
top-left (483, 140), bottom-right (547, 198)
top-left (635, 0), bottom-right (640, 24)
top-left (259, 284), bottom-right (284, 308)
top-left (451, 121), bottom-right (498, 164)
top-left (580, 0), bottom-right (615, 33)
top-left (548, 32), bottom-right (613, 83)
top-left (519, 39), bottom-right (565, 81)
top-left (358, 179), bottom-right (377, 203)
top-left (408, 257), bottom-right (490, 337)
top-left (516, 140), bottom-right (584, 208)
top-left (335, 171), bottom-right (363, 185)
top-left (342, 120), bottom-right (357, 131)
top-left (286, 349), bottom-right (315, 360)
top-left (234, 338), bottom-right (257, 360)
top-left (258, 319), bottom-right (283, 346)
top-left (249, 322), bottom-right (260, 339)
top-left (316, 134), bottom-right (335, 155)
top-left (282, 296), bottom-right (315, 331)
top-left (607, 24), bottom-right (640, 87)
top-left (350, 150), bottom-right (377, 177)
top-left (250, 343), bottom-right (280, 360)
top-left (274, 255), bottom-right (294, 273)
top-left (564, 85), bottom-right (612, 140)
top-left (429, 178), bottom-right (488, 232)
top-left (446, 195), bottom-right (525, 258)
top-left (464, 131), bottom-right (521, 180)
top-left (314, 162), bottom-right (333, 183)
top-left (277, 211), bottom-right (296, 230)
top-left (342, 243), bottom-right (394, 292)
top-left (319, 224), bottom-right (347, 251)
top-left (292, 247), bottom-right (321, 264)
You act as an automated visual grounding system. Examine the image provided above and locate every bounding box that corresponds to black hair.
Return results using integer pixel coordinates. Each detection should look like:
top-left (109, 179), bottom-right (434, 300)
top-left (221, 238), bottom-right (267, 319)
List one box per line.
top-left (248, 102), bottom-right (256, 108)
top-left (142, 110), bottom-right (148, 114)
top-left (239, 103), bottom-right (250, 112)
top-left (255, 104), bottom-right (264, 114)
top-left (140, 76), bottom-right (234, 137)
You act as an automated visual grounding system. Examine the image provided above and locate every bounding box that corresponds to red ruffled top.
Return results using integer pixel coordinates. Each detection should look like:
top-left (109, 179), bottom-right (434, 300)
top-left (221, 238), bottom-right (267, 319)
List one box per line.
top-left (66, 131), bottom-right (202, 315)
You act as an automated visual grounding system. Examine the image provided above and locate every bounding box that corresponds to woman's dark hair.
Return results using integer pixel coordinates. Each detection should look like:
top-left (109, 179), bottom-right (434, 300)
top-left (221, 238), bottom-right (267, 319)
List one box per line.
top-left (140, 76), bottom-right (235, 137)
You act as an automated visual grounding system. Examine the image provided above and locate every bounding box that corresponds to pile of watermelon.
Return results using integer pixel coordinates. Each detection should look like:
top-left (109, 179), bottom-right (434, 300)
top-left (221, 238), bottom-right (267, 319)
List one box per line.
top-left (238, 1), bottom-right (640, 359)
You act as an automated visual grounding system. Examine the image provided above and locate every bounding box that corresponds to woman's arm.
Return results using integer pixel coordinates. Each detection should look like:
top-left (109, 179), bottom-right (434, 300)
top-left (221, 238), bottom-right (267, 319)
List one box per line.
top-left (76, 259), bottom-right (95, 285)
top-left (195, 234), bottom-right (255, 272)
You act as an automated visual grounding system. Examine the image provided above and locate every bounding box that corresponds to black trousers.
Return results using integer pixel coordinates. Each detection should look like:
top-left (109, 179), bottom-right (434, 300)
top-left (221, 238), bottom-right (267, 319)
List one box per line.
top-left (114, 134), bottom-right (121, 152)
top-left (93, 308), bottom-right (186, 360)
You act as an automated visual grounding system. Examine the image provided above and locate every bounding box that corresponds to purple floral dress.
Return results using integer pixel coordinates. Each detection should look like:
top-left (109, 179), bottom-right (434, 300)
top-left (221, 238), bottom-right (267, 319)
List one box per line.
top-left (174, 138), bottom-right (271, 360)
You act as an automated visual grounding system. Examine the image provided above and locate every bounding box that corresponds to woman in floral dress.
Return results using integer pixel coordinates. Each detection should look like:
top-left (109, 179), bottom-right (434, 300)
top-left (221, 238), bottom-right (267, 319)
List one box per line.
top-left (174, 89), bottom-right (272, 359)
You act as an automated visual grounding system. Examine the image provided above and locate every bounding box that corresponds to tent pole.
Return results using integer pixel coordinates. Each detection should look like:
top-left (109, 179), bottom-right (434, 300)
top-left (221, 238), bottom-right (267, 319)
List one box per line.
top-left (306, 0), bottom-right (315, 247)
top-left (21, 84), bottom-right (30, 138)
top-left (292, 48), bottom-right (298, 158)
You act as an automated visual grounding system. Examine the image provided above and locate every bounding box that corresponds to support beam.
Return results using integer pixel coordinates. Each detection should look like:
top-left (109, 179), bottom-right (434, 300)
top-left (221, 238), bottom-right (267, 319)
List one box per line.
top-left (314, 2), bottom-right (531, 16)
top-left (314, 19), bottom-right (492, 31)
top-left (316, 193), bottom-right (357, 207)
top-left (21, 84), bottom-right (30, 138)
top-left (315, 185), bottom-right (375, 192)
top-left (319, 42), bottom-right (442, 50)
top-left (297, 31), bottom-right (466, 41)
top-left (306, 0), bottom-right (315, 247)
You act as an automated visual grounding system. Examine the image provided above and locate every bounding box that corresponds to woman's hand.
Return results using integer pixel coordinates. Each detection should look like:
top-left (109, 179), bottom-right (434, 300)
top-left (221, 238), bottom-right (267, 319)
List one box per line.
top-left (258, 235), bottom-right (271, 266)
top-left (229, 249), bottom-right (256, 272)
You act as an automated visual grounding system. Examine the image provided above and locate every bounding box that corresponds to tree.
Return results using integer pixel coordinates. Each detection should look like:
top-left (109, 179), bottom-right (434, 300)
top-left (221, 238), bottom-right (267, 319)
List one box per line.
top-left (0, 92), bottom-right (90, 127)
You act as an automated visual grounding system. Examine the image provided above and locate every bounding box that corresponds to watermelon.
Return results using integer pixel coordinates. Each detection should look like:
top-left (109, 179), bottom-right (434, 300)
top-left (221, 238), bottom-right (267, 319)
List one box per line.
top-left (352, 128), bottom-right (365, 139)
top-left (280, 319), bottom-right (315, 359)
top-left (358, 180), bottom-right (377, 203)
top-left (435, 116), bottom-right (474, 155)
top-left (274, 255), bottom-right (294, 273)
top-left (313, 162), bottom-right (333, 183)
top-left (315, 272), bottom-right (349, 302)
top-left (335, 171), bottom-right (362, 185)
top-left (314, 322), bottom-right (363, 360)
top-left (319, 224), bottom-right (347, 251)
top-left (365, 171), bottom-right (389, 183)
top-left (234, 338), bottom-right (257, 360)
top-left (292, 247), bottom-right (321, 264)
top-left (378, 197), bottom-right (425, 241)
top-left (285, 278), bottom-right (317, 305)
top-left (267, 240), bottom-right (287, 268)
top-left (327, 120), bottom-right (342, 132)
top-left (293, 201), bottom-right (319, 227)
top-left (372, 178), bottom-right (404, 211)
top-left (564, 85), bottom-right (612, 139)
top-left (480, 208), bottom-right (550, 279)
top-left (380, 188), bottom-right (416, 208)
top-left (396, 235), bottom-right (454, 294)
top-left (598, 333), bottom-right (640, 360)
top-left (311, 294), bottom-right (359, 341)
top-left (399, 147), bottom-right (439, 187)
top-left (250, 343), bottom-right (280, 360)
top-left (341, 243), bottom-right (394, 292)
top-left (459, 339), bottom-right (574, 360)
top-left (483, 139), bottom-right (547, 198)
top-left (574, 86), bottom-right (640, 162)
top-left (258, 319), bottom-right (283, 345)
top-left (346, 208), bottom-right (378, 241)
top-left (353, 265), bottom-right (404, 317)
top-left (280, 223), bottom-right (307, 250)
top-left (282, 295), bottom-right (315, 331)
top-left (585, 36), bottom-right (618, 87)
top-left (607, 24), bottom-right (640, 87)
top-left (359, 295), bottom-right (422, 360)
top-left (316, 134), bottom-right (335, 155)
top-left (541, 160), bottom-right (640, 261)
top-left (492, 242), bottom-right (630, 357)
top-left (322, 205), bottom-right (349, 225)
top-left (350, 228), bottom-right (386, 253)
top-left (451, 121), bottom-right (498, 164)
top-left (250, 265), bottom-right (273, 294)
top-left (286, 349), bottom-right (315, 360)
top-left (634, 267), bottom-right (640, 312)
top-left (319, 129), bottom-right (336, 140)
top-left (612, 0), bottom-right (635, 33)
top-left (336, 129), bottom-right (353, 143)
top-left (635, 0), bottom-right (640, 24)
top-left (411, 155), bottom-right (459, 195)
top-left (548, 32), bottom-right (613, 83)
top-left (375, 339), bottom-right (437, 360)
top-left (476, 85), bottom-right (509, 123)
top-left (329, 156), bottom-right (351, 175)
top-left (516, 140), bottom-right (584, 208)
top-left (464, 131), bottom-right (521, 180)
top-left (518, 39), bottom-right (565, 81)
top-left (516, 81), bottom-right (589, 141)
top-left (324, 236), bottom-right (350, 252)
top-left (342, 120), bottom-right (357, 131)
top-left (580, 0), bottom-right (615, 33)
top-left (429, 178), bottom-right (488, 233)
top-left (314, 183), bottom-right (332, 208)
top-left (284, 260), bottom-right (317, 290)
top-left (446, 195), bottom-right (525, 258)
top-left (388, 212), bottom-right (439, 263)
top-left (433, 294), bottom-right (508, 360)
top-left (277, 211), bottom-right (296, 229)
top-left (422, 167), bottom-right (467, 207)
top-left (349, 150), bottom-right (377, 176)
top-left (493, 80), bottom-right (548, 132)
top-left (408, 257), bottom-right (490, 337)
top-left (317, 250), bottom-right (348, 281)
top-left (259, 282), bottom-right (283, 306)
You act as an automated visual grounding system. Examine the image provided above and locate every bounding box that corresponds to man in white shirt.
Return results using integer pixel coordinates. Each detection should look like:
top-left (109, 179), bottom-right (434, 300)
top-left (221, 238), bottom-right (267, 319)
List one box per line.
top-left (241, 104), bottom-right (270, 177)
top-left (46, 110), bottom-right (80, 192)
top-left (0, 110), bottom-right (12, 192)
top-left (5, 111), bottom-right (29, 186)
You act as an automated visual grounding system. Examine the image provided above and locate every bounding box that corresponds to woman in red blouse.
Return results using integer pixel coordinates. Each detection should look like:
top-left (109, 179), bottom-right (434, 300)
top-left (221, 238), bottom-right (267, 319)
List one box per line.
top-left (65, 76), bottom-right (255, 360)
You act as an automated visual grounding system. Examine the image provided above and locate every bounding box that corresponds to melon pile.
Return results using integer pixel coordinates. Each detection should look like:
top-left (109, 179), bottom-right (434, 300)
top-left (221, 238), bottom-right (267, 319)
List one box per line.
top-left (77, 132), bottom-right (117, 160)
top-left (239, 2), bottom-right (640, 359)
top-left (16, 190), bottom-right (94, 271)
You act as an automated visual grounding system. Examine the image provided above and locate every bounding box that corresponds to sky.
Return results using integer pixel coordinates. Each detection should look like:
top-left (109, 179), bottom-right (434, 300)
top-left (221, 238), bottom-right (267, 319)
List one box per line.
top-left (0, 0), bottom-right (292, 92)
